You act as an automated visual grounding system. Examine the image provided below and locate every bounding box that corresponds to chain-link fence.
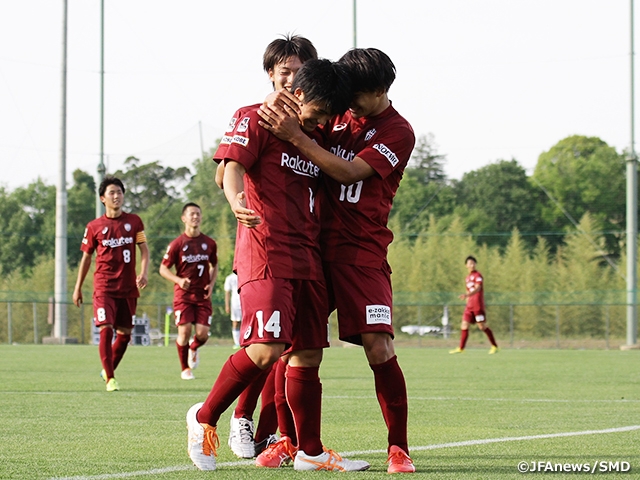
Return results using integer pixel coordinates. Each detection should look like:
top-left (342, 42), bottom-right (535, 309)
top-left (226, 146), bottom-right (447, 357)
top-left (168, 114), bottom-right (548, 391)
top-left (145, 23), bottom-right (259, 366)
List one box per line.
top-left (0, 290), bottom-right (635, 349)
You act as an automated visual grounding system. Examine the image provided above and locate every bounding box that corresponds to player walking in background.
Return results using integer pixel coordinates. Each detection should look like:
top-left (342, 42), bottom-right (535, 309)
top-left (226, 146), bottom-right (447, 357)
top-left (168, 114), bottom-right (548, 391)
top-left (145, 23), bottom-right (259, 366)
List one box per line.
top-left (186, 59), bottom-right (369, 472)
top-left (224, 272), bottom-right (241, 349)
top-left (72, 176), bottom-right (149, 392)
top-left (214, 34), bottom-right (318, 462)
top-left (450, 255), bottom-right (499, 354)
top-left (159, 202), bottom-right (218, 380)
top-left (258, 47), bottom-right (416, 473)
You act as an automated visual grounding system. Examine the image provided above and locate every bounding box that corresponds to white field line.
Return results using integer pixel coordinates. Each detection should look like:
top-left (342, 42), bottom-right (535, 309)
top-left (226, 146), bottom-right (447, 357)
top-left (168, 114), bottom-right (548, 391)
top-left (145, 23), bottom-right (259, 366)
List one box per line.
top-left (49, 425), bottom-right (640, 480)
top-left (7, 391), bottom-right (640, 403)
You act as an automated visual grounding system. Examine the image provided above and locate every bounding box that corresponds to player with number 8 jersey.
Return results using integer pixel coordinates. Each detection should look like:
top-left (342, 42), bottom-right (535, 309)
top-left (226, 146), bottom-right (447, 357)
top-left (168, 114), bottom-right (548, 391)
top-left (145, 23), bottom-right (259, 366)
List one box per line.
top-left (73, 176), bottom-right (149, 393)
top-left (81, 212), bottom-right (146, 298)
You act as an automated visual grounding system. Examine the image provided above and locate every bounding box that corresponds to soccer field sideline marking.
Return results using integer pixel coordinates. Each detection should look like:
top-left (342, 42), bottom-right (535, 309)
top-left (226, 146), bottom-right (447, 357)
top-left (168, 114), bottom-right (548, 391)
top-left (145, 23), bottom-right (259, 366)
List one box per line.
top-left (6, 391), bottom-right (640, 403)
top-left (49, 425), bottom-right (640, 480)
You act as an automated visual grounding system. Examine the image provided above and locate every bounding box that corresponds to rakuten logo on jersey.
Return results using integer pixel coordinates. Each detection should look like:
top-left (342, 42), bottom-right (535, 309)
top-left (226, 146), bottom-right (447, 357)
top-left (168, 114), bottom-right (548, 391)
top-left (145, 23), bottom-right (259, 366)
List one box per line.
top-left (281, 152), bottom-right (320, 178)
top-left (102, 236), bottom-right (134, 248)
top-left (182, 254), bottom-right (210, 263)
top-left (373, 143), bottom-right (399, 167)
top-left (330, 144), bottom-right (355, 162)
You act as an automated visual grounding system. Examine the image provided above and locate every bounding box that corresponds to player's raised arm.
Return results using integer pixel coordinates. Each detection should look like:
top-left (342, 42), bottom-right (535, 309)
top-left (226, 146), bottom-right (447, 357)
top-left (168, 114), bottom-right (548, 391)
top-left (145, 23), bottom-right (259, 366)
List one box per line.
top-left (258, 104), bottom-right (374, 185)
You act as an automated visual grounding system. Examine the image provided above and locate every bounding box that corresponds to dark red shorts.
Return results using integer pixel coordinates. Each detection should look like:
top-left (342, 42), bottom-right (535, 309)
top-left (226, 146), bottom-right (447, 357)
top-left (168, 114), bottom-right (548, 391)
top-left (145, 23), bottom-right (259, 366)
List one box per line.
top-left (239, 276), bottom-right (329, 351)
top-left (463, 309), bottom-right (486, 323)
top-left (174, 301), bottom-right (212, 327)
top-left (324, 262), bottom-right (394, 345)
top-left (93, 296), bottom-right (137, 330)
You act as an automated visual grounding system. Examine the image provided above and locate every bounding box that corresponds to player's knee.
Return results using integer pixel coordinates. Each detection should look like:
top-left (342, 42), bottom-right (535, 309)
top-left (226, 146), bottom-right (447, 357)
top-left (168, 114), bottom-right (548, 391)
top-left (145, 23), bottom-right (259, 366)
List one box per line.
top-left (246, 343), bottom-right (285, 369)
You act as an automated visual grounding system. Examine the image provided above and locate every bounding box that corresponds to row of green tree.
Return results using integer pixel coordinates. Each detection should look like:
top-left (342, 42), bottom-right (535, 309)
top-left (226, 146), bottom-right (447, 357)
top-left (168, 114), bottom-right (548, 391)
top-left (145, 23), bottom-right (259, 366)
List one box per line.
top-left (0, 133), bottom-right (631, 334)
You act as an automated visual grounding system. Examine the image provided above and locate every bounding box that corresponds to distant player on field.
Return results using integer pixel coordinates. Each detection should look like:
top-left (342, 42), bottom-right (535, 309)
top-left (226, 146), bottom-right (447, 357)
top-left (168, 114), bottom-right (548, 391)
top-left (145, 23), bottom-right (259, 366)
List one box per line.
top-left (159, 202), bottom-right (218, 380)
top-left (72, 176), bottom-right (149, 392)
top-left (258, 47), bottom-right (416, 474)
top-left (450, 255), bottom-right (498, 354)
top-left (223, 272), bottom-right (241, 349)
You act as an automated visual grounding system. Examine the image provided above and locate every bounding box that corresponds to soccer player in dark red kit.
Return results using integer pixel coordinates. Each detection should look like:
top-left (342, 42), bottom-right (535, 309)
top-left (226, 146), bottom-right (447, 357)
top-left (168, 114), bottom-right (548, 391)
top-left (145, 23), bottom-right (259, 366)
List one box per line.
top-left (186, 59), bottom-right (370, 472)
top-left (159, 202), bottom-right (218, 380)
top-left (258, 47), bottom-right (416, 473)
top-left (450, 255), bottom-right (499, 354)
top-left (72, 176), bottom-right (149, 392)
top-left (214, 34), bottom-right (318, 462)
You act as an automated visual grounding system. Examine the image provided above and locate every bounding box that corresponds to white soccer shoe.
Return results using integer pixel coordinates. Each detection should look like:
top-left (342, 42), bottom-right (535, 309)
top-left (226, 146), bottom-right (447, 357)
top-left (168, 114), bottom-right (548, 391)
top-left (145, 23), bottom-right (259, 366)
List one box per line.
top-left (186, 402), bottom-right (218, 470)
top-left (188, 346), bottom-right (199, 369)
top-left (181, 368), bottom-right (195, 380)
top-left (294, 449), bottom-right (370, 471)
top-left (229, 415), bottom-right (256, 458)
top-left (228, 415), bottom-right (256, 458)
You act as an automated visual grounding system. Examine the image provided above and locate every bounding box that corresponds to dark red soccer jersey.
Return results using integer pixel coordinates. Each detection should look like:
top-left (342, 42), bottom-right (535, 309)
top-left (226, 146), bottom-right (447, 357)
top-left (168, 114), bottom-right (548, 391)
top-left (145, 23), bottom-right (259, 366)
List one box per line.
top-left (320, 104), bottom-right (415, 267)
top-left (80, 212), bottom-right (145, 298)
top-left (161, 233), bottom-right (217, 304)
top-left (221, 105), bottom-right (325, 286)
top-left (465, 270), bottom-right (485, 312)
top-left (213, 104), bottom-right (261, 164)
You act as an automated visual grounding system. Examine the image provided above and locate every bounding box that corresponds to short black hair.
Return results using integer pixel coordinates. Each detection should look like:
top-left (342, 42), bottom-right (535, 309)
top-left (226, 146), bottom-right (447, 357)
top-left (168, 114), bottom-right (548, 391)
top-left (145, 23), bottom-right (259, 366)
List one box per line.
top-left (338, 48), bottom-right (396, 93)
top-left (99, 176), bottom-right (125, 197)
top-left (290, 59), bottom-right (352, 116)
top-left (182, 202), bottom-right (201, 214)
top-left (263, 34), bottom-right (317, 73)
top-left (465, 256), bottom-right (477, 264)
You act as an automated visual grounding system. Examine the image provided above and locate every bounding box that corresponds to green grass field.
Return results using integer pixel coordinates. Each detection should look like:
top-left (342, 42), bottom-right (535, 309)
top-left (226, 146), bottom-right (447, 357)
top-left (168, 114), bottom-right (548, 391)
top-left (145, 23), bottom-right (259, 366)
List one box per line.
top-left (0, 344), bottom-right (639, 479)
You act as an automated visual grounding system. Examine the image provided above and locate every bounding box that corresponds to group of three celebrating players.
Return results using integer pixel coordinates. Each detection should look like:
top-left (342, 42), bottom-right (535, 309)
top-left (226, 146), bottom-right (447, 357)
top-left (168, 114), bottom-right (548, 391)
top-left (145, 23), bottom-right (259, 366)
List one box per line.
top-left (186, 35), bottom-right (416, 473)
top-left (73, 33), bottom-right (417, 474)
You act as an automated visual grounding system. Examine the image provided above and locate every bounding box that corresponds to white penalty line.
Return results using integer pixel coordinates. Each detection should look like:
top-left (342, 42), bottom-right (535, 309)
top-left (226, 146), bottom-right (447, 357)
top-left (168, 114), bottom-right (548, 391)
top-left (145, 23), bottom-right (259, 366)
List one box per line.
top-left (49, 425), bottom-right (640, 480)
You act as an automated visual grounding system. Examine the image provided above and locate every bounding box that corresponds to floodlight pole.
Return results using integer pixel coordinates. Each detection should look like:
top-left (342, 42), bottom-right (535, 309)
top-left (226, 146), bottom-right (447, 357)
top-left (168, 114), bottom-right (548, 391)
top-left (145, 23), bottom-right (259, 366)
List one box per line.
top-left (353, 0), bottom-right (357, 48)
top-left (626, 0), bottom-right (639, 348)
top-left (96, 0), bottom-right (106, 218)
top-left (53, 0), bottom-right (68, 340)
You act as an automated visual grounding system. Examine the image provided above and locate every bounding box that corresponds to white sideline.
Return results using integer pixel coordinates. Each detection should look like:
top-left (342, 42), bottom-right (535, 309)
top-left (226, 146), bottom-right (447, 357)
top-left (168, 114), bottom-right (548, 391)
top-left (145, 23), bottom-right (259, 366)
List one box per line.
top-left (49, 425), bottom-right (640, 480)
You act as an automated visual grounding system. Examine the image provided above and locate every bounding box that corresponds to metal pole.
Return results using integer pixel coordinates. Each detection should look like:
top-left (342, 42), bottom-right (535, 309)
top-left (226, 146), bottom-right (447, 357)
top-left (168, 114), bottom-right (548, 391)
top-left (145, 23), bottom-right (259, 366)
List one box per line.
top-left (556, 305), bottom-right (560, 348)
top-left (8, 302), bottom-right (12, 345)
top-left (605, 304), bottom-right (610, 350)
top-left (353, 0), bottom-right (357, 48)
top-left (96, 0), bottom-right (106, 219)
top-left (627, 0), bottom-right (639, 347)
top-left (33, 302), bottom-right (38, 344)
top-left (199, 120), bottom-right (205, 159)
top-left (509, 304), bottom-right (514, 348)
top-left (54, 0), bottom-right (68, 340)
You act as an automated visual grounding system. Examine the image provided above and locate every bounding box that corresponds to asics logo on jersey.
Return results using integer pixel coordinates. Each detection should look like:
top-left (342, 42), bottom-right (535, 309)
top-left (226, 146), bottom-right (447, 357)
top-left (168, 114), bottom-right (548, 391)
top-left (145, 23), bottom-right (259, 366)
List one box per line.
top-left (281, 152), bottom-right (320, 178)
top-left (373, 143), bottom-right (399, 167)
top-left (330, 144), bottom-right (355, 162)
top-left (102, 236), bottom-right (134, 248)
top-left (182, 254), bottom-right (210, 263)
top-left (333, 123), bottom-right (348, 131)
